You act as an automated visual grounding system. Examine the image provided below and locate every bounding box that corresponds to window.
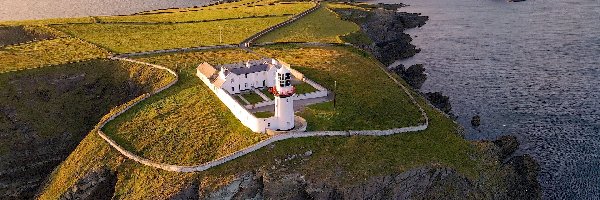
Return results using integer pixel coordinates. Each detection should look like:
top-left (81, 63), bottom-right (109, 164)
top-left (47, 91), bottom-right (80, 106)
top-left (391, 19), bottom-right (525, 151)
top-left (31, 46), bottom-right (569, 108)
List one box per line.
top-left (245, 74), bottom-right (248, 78)
top-left (232, 87), bottom-right (234, 92)
top-left (285, 73), bottom-right (291, 80)
top-left (245, 83), bottom-right (248, 88)
top-left (231, 78), bottom-right (234, 83)
top-left (268, 123), bottom-right (271, 127)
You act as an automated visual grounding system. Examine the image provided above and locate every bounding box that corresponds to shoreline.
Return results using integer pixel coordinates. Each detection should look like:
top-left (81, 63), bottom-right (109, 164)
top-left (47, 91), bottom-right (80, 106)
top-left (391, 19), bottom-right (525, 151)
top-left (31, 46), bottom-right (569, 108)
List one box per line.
top-left (342, 1), bottom-right (542, 198)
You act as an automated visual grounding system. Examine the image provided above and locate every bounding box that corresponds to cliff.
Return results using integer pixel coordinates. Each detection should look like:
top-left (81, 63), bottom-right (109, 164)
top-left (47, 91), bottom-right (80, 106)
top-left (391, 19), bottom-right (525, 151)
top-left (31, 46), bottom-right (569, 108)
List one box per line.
top-left (0, 59), bottom-right (173, 199)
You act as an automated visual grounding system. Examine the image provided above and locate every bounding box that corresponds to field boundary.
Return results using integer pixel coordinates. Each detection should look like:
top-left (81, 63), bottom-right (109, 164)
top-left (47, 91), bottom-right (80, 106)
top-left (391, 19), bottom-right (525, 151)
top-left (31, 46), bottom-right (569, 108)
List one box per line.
top-left (94, 14), bottom-right (293, 25)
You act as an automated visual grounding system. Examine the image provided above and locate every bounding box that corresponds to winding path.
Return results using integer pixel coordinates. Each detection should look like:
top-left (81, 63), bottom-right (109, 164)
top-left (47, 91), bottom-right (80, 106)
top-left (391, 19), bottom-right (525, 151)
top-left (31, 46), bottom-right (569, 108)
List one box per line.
top-left (94, 2), bottom-right (430, 172)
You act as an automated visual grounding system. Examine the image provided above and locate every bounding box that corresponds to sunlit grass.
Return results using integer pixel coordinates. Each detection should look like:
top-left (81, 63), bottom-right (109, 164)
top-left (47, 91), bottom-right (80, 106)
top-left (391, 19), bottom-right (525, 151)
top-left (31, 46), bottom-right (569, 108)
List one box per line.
top-left (255, 45), bottom-right (424, 130)
top-left (38, 47), bottom-right (493, 199)
top-left (255, 4), bottom-right (360, 44)
top-left (102, 48), bottom-right (267, 166)
top-left (0, 38), bottom-right (109, 73)
top-left (98, 2), bottom-right (314, 23)
top-left (53, 16), bottom-right (289, 53)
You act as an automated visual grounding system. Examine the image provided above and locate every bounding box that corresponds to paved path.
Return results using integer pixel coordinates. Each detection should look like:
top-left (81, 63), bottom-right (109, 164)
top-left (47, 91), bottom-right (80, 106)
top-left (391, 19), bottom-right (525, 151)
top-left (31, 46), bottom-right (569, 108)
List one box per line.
top-left (92, 2), bottom-right (431, 173)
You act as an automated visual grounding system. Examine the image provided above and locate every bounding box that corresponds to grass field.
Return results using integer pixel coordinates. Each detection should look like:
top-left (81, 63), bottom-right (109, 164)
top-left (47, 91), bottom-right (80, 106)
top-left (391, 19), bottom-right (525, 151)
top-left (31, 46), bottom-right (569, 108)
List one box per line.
top-left (38, 46), bottom-right (497, 199)
top-left (98, 2), bottom-right (314, 23)
top-left (255, 4), bottom-right (360, 44)
top-left (0, 59), bottom-right (174, 198)
top-left (101, 48), bottom-right (267, 166)
top-left (0, 17), bottom-right (94, 26)
top-left (255, 45), bottom-right (424, 130)
top-left (53, 16), bottom-right (288, 53)
top-left (0, 38), bottom-right (109, 73)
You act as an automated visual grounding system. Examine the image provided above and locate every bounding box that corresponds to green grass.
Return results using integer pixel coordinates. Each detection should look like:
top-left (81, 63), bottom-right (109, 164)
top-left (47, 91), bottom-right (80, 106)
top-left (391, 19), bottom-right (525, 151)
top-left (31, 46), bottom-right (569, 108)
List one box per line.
top-left (101, 48), bottom-right (267, 166)
top-left (53, 16), bottom-right (289, 53)
top-left (241, 92), bottom-right (265, 104)
top-left (254, 111), bottom-right (274, 118)
top-left (0, 17), bottom-right (94, 26)
top-left (0, 59), bottom-right (174, 199)
top-left (255, 45), bottom-right (424, 130)
top-left (294, 82), bottom-right (318, 94)
top-left (260, 88), bottom-right (275, 100)
top-left (38, 47), bottom-right (500, 199)
top-left (255, 4), bottom-right (360, 44)
top-left (0, 38), bottom-right (109, 73)
top-left (234, 95), bottom-right (248, 105)
top-left (98, 2), bottom-right (314, 23)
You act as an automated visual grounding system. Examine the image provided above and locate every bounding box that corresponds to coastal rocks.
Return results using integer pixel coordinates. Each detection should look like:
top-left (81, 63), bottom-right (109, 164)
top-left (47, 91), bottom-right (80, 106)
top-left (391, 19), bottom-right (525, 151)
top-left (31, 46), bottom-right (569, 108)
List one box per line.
top-left (471, 115), bottom-right (481, 127)
top-left (424, 92), bottom-right (453, 115)
top-left (201, 172), bottom-right (264, 200)
top-left (169, 183), bottom-right (199, 200)
top-left (332, 5), bottom-right (429, 66)
top-left (503, 155), bottom-right (541, 200)
top-left (392, 64), bottom-right (428, 89)
top-left (488, 135), bottom-right (542, 199)
top-left (59, 168), bottom-right (117, 200)
top-left (200, 167), bottom-right (483, 200)
top-left (339, 167), bottom-right (483, 199)
top-left (493, 135), bottom-right (519, 160)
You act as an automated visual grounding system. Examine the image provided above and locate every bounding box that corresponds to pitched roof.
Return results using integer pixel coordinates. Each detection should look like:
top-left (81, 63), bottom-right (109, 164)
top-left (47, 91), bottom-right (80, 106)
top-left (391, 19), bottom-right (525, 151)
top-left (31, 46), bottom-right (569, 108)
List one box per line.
top-left (219, 58), bottom-right (277, 75)
top-left (197, 62), bottom-right (217, 78)
top-left (213, 78), bottom-right (226, 88)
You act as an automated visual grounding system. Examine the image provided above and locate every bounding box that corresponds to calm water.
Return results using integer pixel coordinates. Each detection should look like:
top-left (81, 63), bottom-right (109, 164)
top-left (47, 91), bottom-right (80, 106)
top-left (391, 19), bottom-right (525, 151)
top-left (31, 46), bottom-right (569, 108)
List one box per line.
top-left (373, 0), bottom-right (600, 198)
top-left (0, 0), bottom-right (214, 21)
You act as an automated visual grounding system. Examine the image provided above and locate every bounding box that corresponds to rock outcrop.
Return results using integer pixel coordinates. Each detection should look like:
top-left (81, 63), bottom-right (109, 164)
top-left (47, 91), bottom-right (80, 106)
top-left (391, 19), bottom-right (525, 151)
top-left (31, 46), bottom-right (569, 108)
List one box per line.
top-left (59, 168), bottom-right (117, 200)
top-left (333, 6), bottom-right (429, 66)
top-left (197, 167), bottom-right (482, 200)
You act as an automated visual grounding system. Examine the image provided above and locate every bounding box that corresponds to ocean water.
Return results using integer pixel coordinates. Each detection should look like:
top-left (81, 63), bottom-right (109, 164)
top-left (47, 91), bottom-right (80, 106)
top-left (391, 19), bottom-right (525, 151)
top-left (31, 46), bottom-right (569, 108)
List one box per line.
top-left (0, 0), bottom-right (214, 21)
top-left (372, 0), bottom-right (600, 198)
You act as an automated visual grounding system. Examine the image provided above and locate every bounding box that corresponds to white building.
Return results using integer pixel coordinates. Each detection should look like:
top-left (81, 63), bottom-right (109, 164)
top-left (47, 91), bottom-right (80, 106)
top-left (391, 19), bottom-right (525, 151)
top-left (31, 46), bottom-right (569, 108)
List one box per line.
top-left (196, 58), bottom-right (297, 133)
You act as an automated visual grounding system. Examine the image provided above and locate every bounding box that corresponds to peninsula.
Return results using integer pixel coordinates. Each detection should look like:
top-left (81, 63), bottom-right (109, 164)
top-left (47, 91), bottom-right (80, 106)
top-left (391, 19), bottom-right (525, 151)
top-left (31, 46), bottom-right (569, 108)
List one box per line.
top-left (0, 1), bottom-right (539, 199)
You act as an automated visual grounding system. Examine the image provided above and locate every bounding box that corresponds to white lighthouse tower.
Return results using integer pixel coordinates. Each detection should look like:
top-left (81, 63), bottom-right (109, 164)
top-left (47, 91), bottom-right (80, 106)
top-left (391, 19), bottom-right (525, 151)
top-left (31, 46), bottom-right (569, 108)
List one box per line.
top-left (273, 67), bottom-right (295, 131)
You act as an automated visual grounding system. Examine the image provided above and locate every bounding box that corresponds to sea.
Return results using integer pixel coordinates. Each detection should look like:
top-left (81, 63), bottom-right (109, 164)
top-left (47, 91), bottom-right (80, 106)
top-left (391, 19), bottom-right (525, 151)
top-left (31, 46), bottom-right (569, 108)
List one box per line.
top-left (0, 0), bottom-right (213, 21)
top-left (372, 0), bottom-right (600, 198)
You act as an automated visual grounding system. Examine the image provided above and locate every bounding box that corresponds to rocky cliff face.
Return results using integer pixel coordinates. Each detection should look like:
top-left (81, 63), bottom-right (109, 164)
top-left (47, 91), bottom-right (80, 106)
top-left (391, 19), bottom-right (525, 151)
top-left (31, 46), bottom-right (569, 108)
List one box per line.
top-left (165, 167), bottom-right (482, 200)
top-left (333, 6), bottom-right (428, 66)
top-left (0, 60), bottom-right (165, 199)
top-left (145, 135), bottom-right (538, 200)
top-left (59, 168), bottom-right (116, 200)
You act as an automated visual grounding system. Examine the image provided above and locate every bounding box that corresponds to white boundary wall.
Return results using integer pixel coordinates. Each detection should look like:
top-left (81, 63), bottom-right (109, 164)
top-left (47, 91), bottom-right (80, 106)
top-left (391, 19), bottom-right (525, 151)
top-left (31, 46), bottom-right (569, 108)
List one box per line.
top-left (197, 69), bottom-right (276, 133)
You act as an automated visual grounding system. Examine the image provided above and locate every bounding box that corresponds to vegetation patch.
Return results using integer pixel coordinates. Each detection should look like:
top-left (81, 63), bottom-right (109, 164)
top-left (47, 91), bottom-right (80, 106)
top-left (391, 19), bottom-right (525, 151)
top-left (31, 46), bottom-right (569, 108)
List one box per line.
top-left (255, 4), bottom-right (360, 44)
top-left (255, 45), bottom-right (424, 130)
top-left (260, 88), bottom-right (275, 100)
top-left (0, 17), bottom-right (94, 26)
top-left (0, 38), bottom-right (109, 73)
top-left (241, 92), bottom-right (265, 104)
top-left (102, 48), bottom-right (268, 166)
top-left (0, 59), bottom-right (172, 198)
top-left (53, 16), bottom-right (288, 53)
top-left (254, 111), bottom-right (274, 118)
top-left (0, 25), bottom-right (55, 46)
top-left (98, 3), bottom-right (314, 23)
top-left (294, 82), bottom-right (318, 94)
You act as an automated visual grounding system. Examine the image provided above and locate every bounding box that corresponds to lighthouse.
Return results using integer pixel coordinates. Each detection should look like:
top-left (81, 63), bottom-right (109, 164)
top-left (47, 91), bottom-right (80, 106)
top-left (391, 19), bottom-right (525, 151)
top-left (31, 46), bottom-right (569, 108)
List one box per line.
top-left (273, 66), bottom-right (295, 131)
